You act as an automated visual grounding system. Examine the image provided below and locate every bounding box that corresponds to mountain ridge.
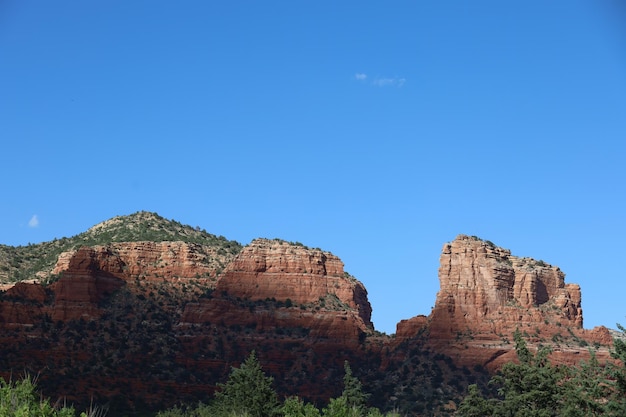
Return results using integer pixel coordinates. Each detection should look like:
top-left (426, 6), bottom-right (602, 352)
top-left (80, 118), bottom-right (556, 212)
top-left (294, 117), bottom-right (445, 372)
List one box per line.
top-left (0, 211), bottom-right (242, 284)
top-left (0, 211), bottom-right (616, 415)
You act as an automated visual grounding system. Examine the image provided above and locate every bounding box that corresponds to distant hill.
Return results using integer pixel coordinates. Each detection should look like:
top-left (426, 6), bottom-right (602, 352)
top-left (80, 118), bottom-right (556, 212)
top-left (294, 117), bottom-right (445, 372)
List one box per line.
top-left (0, 211), bottom-right (242, 283)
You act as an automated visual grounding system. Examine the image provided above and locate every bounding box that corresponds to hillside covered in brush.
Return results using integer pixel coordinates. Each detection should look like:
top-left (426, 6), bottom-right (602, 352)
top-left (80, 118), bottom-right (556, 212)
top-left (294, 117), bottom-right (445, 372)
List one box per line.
top-left (0, 211), bottom-right (242, 283)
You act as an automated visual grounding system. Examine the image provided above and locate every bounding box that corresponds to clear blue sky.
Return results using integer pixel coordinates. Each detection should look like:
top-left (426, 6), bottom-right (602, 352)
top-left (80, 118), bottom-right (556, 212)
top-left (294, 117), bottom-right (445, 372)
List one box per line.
top-left (1, 1), bottom-right (625, 334)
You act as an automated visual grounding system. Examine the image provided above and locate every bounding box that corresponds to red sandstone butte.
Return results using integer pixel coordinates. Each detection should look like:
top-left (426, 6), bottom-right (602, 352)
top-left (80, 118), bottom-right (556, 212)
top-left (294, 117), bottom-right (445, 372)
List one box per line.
top-left (216, 239), bottom-right (373, 327)
top-left (396, 235), bottom-right (613, 369)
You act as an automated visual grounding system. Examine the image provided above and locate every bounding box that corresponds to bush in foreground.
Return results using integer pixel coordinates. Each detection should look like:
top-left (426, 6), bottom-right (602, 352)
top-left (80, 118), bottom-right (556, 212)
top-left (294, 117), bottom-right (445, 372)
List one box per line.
top-left (0, 375), bottom-right (76, 417)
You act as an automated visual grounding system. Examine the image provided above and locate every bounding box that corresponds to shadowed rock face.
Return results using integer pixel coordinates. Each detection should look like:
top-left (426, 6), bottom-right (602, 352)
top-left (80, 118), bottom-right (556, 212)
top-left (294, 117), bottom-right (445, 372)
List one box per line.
top-left (0, 234), bottom-right (614, 414)
top-left (50, 247), bottom-right (126, 321)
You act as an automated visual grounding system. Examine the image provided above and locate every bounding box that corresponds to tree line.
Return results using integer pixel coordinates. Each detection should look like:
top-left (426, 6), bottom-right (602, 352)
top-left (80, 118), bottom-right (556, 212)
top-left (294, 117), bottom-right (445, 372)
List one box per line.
top-left (157, 351), bottom-right (398, 417)
top-left (457, 326), bottom-right (626, 417)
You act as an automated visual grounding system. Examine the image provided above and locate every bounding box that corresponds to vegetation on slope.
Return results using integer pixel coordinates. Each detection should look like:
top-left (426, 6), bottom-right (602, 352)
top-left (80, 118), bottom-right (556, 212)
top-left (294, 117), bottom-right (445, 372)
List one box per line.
top-left (3, 327), bottom-right (626, 417)
top-left (457, 327), bottom-right (626, 417)
top-left (0, 375), bottom-right (80, 416)
top-left (156, 352), bottom-right (399, 417)
top-left (2, 353), bottom-right (396, 417)
top-left (0, 211), bottom-right (242, 283)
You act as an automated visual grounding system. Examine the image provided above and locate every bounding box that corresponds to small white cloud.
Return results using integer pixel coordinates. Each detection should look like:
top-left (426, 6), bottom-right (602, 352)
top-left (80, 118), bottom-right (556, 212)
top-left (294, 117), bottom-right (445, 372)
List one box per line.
top-left (355, 73), bottom-right (367, 81)
top-left (28, 215), bottom-right (39, 228)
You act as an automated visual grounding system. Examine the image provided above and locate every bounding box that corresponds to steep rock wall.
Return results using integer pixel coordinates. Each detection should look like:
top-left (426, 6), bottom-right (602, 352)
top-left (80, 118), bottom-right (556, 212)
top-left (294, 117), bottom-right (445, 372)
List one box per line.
top-left (217, 239), bottom-right (373, 328)
top-left (53, 241), bottom-right (228, 281)
top-left (430, 235), bottom-right (583, 337)
top-left (413, 235), bottom-right (612, 369)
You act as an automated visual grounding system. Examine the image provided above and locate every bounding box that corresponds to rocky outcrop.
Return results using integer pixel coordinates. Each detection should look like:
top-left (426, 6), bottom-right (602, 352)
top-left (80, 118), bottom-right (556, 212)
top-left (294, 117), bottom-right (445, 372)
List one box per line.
top-left (181, 239), bottom-right (373, 351)
top-left (53, 241), bottom-right (229, 281)
top-left (217, 239), bottom-right (373, 328)
top-left (428, 235), bottom-right (583, 336)
top-left (395, 315), bottom-right (428, 340)
top-left (49, 247), bottom-right (126, 321)
top-left (400, 235), bottom-right (613, 370)
top-left (0, 282), bottom-right (47, 326)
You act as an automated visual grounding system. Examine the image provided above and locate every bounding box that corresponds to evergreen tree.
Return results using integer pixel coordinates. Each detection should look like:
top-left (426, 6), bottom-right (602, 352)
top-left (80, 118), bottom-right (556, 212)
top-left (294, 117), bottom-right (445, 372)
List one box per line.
top-left (213, 351), bottom-right (280, 417)
top-left (560, 352), bottom-right (610, 417)
top-left (492, 333), bottom-right (563, 416)
top-left (458, 331), bottom-right (565, 417)
top-left (606, 323), bottom-right (626, 416)
top-left (456, 384), bottom-right (494, 417)
top-left (281, 396), bottom-right (321, 417)
top-left (322, 362), bottom-right (370, 417)
top-left (322, 396), bottom-right (360, 417)
top-left (340, 361), bottom-right (369, 412)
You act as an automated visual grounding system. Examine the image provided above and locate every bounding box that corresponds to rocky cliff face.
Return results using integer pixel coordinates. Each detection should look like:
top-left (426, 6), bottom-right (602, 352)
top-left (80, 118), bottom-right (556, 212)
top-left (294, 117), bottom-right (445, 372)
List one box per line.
top-left (217, 239), bottom-right (372, 328)
top-left (0, 230), bottom-right (615, 415)
top-left (0, 237), bottom-right (376, 413)
top-left (409, 235), bottom-right (612, 369)
top-left (53, 241), bottom-right (230, 281)
top-left (50, 247), bottom-right (126, 321)
top-left (430, 235), bottom-right (582, 335)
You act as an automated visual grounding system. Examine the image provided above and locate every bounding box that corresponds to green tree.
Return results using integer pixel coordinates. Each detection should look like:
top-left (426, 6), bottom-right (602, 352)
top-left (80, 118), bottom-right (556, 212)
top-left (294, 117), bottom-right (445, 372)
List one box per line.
top-left (340, 361), bottom-right (368, 412)
top-left (213, 351), bottom-right (279, 417)
top-left (458, 330), bottom-right (567, 417)
top-left (456, 384), bottom-right (494, 417)
top-left (0, 376), bottom-right (77, 417)
top-left (322, 396), bottom-right (360, 417)
top-left (560, 351), bottom-right (610, 417)
top-left (606, 323), bottom-right (626, 416)
top-left (491, 331), bottom-right (564, 417)
top-left (281, 396), bottom-right (321, 417)
top-left (322, 362), bottom-right (370, 417)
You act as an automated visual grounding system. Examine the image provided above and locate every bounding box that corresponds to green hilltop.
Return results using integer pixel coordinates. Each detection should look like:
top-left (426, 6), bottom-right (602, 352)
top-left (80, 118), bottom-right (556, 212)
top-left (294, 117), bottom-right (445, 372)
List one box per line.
top-left (0, 211), bottom-right (243, 283)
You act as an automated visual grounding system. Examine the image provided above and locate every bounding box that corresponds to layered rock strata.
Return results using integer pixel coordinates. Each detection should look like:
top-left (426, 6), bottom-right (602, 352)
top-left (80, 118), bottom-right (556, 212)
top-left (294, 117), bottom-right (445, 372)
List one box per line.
top-left (0, 233), bottom-right (615, 414)
top-left (412, 235), bottom-right (613, 369)
top-left (430, 235), bottom-right (582, 335)
top-left (217, 239), bottom-right (373, 328)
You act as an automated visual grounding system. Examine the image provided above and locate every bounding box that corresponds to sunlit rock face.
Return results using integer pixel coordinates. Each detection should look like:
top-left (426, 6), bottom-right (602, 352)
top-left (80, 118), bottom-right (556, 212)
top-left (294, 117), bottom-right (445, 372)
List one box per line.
top-left (414, 235), bottom-right (611, 370)
top-left (216, 238), bottom-right (373, 327)
top-left (430, 234), bottom-right (582, 336)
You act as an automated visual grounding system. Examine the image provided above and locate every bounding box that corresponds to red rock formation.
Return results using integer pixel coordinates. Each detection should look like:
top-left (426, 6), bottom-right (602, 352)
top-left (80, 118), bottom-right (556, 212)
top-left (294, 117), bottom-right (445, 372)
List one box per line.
top-left (53, 241), bottom-right (227, 282)
top-left (49, 247), bottom-right (126, 321)
top-left (5, 282), bottom-right (46, 303)
top-left (428, 235), bottom-right (583, 336)
top-left (410, 235), bottom-right (612, 369)
top-left (0, 282), bottom-right (47, 326)
top-left (181, 298), bottom-right (367, 347)
top-left (217, 239), bottom-right (373, 328)
top-left (0, 233), bottom-right (617, 414)
top-left (395, 315), bottom-right (428, 340)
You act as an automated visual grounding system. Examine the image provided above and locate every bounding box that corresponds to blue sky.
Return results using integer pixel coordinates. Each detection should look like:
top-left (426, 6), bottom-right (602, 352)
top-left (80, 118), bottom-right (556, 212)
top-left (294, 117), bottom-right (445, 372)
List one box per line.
top-left (1, 1), bottom-right (625, 334)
